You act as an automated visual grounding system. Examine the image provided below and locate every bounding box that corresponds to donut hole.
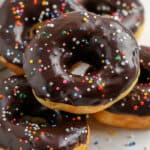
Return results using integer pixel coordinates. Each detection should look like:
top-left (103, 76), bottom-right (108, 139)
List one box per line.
top-left (138, 66), bottom-right (150, 84)
top-left (69, 62), bottom-right (91, 75)
top-left (24, 21), bottom-right (45, 41)
top-left (66, 49), bottom-right (103, 76)
top-left (81, 0), bottom-right (116, 15)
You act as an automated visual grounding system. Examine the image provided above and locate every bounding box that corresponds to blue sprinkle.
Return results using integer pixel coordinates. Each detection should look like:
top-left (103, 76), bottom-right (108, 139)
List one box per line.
top-left (39, 47), bottom-right (44, 51)
top-left (94, 141), bottom-right (99, 145)
top-left (125, 141), bottom-right (136, 147)
top-left (42, 86), bottom-right (47, 91)
top-left (74, 93), bottom-right (78, 97)
top-left (146, 98), bottom-right (150, 102)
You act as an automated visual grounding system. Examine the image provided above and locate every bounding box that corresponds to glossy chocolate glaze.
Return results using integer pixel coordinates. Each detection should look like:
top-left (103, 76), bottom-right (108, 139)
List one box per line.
top-left (0, 76), bottom-right (88, 150)
top-left (80, 0), bottom-right (144, 33)
top-left (107, 46), bottom-right (150, 116)
top-left (0, 0), bottom-right (83, 67)
top-left (140, 46), bottom-right (150, 72)
top-left (23, 11), bottom-right (140, 106)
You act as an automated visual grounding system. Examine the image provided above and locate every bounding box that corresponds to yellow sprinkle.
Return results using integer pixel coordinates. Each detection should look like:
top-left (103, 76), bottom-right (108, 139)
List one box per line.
top-left (38, 25), bottom-right (42, 29)
top-left (108, 130), bottom-right (117, 136)
top-left (20, 4), bottom-right (25, 8)
top-left (77, 116), bottom-right (81, 121)
top-left (144, 92), bottom-right (148, 96)
top-left (83, 17), bottom-right (88, 22)
top-left (102, 83), bottom-right (105, 87)
top-left (32, 131), bottom-right (36, 135)
top-left (101, 60), bottom-right (105, 63)
top-left (29, 59), bottom-right (34, 64)
top-left (88, 80), bottom-right (93, 84)
top-left (42, 1), bottom-right (48, 6)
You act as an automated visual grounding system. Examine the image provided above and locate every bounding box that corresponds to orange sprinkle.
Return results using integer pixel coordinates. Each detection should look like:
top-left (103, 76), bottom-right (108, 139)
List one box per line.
top-left (33, 0), bottom-right (38, 5)
top-left (34, 137), bottom-right (40, 141)
top-left (63, 13), bottom-right (68, 18)
top-left (40, 131), bottom-right (45, 135)
top-left (38, 59), bottom-right (42, 64)
top-left (11, 7), bottom-right (16, 11)
top-left (26, 45), bottom-right (31, 49)
top-left (121, 51), bottom-right (126, 56)
top-left (0, 94), bottom-right (3, 99)
top-left (15, 20), bottom-right (22, 26)
top-left (19, 147), bottom-right (23, 150)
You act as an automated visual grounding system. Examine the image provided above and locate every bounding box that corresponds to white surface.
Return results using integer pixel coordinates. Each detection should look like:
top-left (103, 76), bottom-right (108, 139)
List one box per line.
top-left (0, 1), bottom-right (150, 150)
top-left (89, 1), bottom-right (150, 150)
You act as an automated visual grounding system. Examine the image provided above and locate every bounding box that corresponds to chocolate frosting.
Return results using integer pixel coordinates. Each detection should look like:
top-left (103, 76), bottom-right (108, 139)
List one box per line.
top-left (0, 76), bottom-right (88, 150)
top-left (23, 11), bottom-right (140, 106)
top-left (80, 0), bottom-right (144, 33)
top-left (107, 46), bottom-right (150, 116)
top-left (140, 46), bottom-right (150, 72)
top-left (0, 0), bottom-right (84, 67)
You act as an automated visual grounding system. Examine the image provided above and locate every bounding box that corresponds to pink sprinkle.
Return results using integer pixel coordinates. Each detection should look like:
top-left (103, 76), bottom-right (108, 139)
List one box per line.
top-left (25, 140), bottom-right (29, 144)
top-left (56, 87), bottom-right (60, 91)
top-left (63, 80), bottom-right (67, 84)
top-left (47, 49), bottom-right (51, 53)
top-left (74, 86), bottom-right (80, 92)
top-left (38, 68), bottom-right (42, 72)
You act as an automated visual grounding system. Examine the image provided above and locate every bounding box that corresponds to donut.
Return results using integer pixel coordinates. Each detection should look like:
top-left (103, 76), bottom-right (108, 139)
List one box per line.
top-left (94, 46), bottom-right (150, 129)
top-left (80, 0), bottom-right (144, 38)
top-left (23, 11), bottom-right (140, 114)
top-left (0, 75), bottom-right (89, 150)
top-left (0, 0), bottom-right (83, 75)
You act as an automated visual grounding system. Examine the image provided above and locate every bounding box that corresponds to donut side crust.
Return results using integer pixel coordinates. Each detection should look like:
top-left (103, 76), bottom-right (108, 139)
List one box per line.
top-left (0, 56), bottom-right (24, 75)
top-left (94, 110), bottom-right (150, 129)
top-left (134, 23), bottom-right (145, 39)
top-left (33, 70), bottom-right (140, 114)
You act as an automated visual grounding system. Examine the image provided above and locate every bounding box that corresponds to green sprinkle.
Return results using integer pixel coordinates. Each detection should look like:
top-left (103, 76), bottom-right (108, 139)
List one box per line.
top-left (41, 31), bottom-right (46, 36)
top-left (62, 30), bottom-right (67, 36)
top-left (115, 56), bottom-right (121, 61)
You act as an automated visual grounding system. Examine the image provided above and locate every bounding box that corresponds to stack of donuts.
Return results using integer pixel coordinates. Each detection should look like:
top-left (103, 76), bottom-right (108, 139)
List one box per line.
top-left (0, 0), bottom-right (149, 149)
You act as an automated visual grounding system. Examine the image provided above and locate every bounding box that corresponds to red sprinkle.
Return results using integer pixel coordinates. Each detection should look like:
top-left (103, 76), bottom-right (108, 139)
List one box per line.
top-left (0, 94), bottom-right (3, 99)
top-left (133, 105), bottom-right (138, 111)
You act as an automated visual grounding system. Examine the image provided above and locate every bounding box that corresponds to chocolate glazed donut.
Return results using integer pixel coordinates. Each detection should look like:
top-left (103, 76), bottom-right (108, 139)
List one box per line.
top-left (0, 76), bottom-right (89, 150)
top-left (0, 0), bottom-right (83, 75)
top-left (80, 0), bottom-right (144, 38)
top-left (23, 11), bottom-right (140, 114)
top-left (94, 46), bottom-right (150, 129)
